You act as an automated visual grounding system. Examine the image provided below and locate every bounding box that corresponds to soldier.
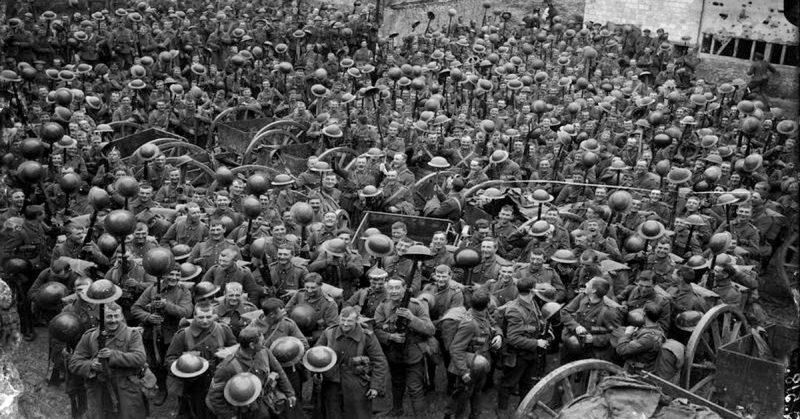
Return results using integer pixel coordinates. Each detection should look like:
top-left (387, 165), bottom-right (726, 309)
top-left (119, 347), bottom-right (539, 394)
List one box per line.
top-left (497, 277), bottom-right (551, 412)
top-left (189, 219), bottom-right (240, 272)
top-left (206, 328), bottom-right (296, 419)
top-left (2, 205), bottom-right (50, 340)
top-left (202, 248), bottom-right (263, 306)
top-left (345, 267), bottom-right (389, 318)
top-left (129, 184), bottom-right (160, 218)
top-left (285, 273), bottom-right (339, 344)
top-left (110, 19), bottom-right (135, 67)
top-left (616, 301), bottom-right (666, 373)
top-left (307, 236), bottom-right (364, 300)
top-left (715, 205), bottom-right (761, 264)
top-left (560, 277), bottom-right (622, 363)
top-left (69, 302), bottom-right (147, 419)
top-left (155, 169), bottom-right (192, 207)
top-left (131, 263), bottom-right (194, 402)
top-left (267, 245), bottom-right (308, 301)
top-left (514, 249), bottom-right (568, 303)
top-left (616, 270), bottom-right (672, 332)
top-left (248, 297), bottom-right (309, 419)
top-left (28, 257), bottom-right (78, 320)
top-left (645, 239), bottom-right (677, 288)
top-left (315, 306), bottom-right (389, 419)
top-left (470, 238), bottom-right (509, 286)
top-left (125, 223), bottom-right (160, 260)
top-left (485, 264), bottom-right (519, 308)
top-left (165, 302), bottom-right (237, 419)
top-left (420, 265), bottom-right (464, 393)
top-left (373, 277), bottom-right (435, 416)
top-left (214, 282), bottom-right (258, 337)
top-left (161, 202), bottom-right (208, 248)
top-left (59, 277), bottom-right (98, 416)
top-left (447, 288), bottom-right (503, 419)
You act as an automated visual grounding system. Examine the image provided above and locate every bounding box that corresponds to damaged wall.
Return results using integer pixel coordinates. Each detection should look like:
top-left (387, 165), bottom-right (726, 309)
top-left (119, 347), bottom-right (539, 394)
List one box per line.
top-left (583, 0), bottom-right (705, 43)
top-left (699, 0), bottom-right (797, 44)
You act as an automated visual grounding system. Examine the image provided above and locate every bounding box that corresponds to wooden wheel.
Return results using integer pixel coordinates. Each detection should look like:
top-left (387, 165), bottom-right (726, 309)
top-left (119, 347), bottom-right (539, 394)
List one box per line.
top-left (209, 106), bottom-right (265, 129)
top-left (317, 147), bottom-right (360, 170)
top-left (681, 304), bottom-right (749, 393)
top-left (514, 359), bottom-right (624, 419)
top-left (776, 232), bottom-right (799, 292)
top-left (230, 165), bottom-right (282, 179)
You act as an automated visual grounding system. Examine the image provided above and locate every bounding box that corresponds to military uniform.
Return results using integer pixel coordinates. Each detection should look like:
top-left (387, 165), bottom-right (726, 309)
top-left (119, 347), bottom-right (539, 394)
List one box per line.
top-left (373, 298), bottom-right (435, 414)
top-left (285, 290), bottom-right (339, 344)
top-left (202, 264), bottom-right (263, 306)
top-left (307, 248), bottom-right (364, 300)
top-left (560, 293), bottom-right (622, 362)
top-left (269, 260), bottom-right (309, 299)
top-left (616, 325), bottom-right (666, 373)
top-left (645, 254), bottom-right (677, 288)
top-left (189, 237), bottom-right (239, 272)
top-left (68, 324), bottom-right (148, 419)
top-left (498, 297), bottom-right (549, 410)
top-left (248, 314), bottom-right (309, 419)
top-left (206, 348), bottom-right (295, 419)
top-left (469, 254), bottom-right (509, 286)
top-left (215, 300), bottom-right (259, 338)
top-left (345, 286), bottom-right (388, 318)
top-left (447, 308), bottom-right (500, 418)
top-left (617, 285), bottom-right (672, 334)
top-left (485, 278), bottom-right (519, 308)
top-left (316, 324), bottom-right (389, 419)
top-left (160, 216), bottom-right (208, 248)
top-left (131, 283), bottom-right (194, 393)
top-left (514, 264), bottom-right (567, 303)
top-left (165, 321), bottom-right (237, 419)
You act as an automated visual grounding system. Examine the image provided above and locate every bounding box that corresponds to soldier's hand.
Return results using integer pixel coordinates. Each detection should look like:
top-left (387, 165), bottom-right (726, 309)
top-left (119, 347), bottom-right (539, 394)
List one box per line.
top-left (287, 396), bottom-right (297, 408)
top-left (462, 372), bottom-right (472, 383)
top-left (574, 326), bottom-right (588, 336)
top-left (148, 314), bottom-right (164, 324)
top-left (97, 348), bottom-right (112, 359)
top-left (584, 333), bottom-right (594, 344)
top-left (395, 308), bottom-right (413, 319)
top-left (491, 335), bottom-right (502, 349)
top-left (312, 373), bottom-right (323, 384)
top-left (537, 339), bottom-right (549, 349)
top-left (625, 326), bottom-right (637, 335)
top-left (389, 333), bottom-right (406, 343)
top-left (90, 360), bottom-right (103, 372)
top-left (123, 277), bottom-right (138, 288)
top-left (366, 389), bottom-right (379, 399)
top-left (152, 299), bottom-right (166, 310)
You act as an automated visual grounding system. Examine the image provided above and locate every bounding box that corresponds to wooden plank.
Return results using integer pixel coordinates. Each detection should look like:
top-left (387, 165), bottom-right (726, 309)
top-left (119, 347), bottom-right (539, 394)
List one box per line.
top-left (750, 41), bottom-right (757, 60)
top-left (780, 44), bottom-right (787, 65)
top-left (715, 38), bottom-right (732, 55)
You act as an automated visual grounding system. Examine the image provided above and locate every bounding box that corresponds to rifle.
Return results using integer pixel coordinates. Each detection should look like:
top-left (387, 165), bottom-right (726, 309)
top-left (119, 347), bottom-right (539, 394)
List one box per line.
top-left (152, 276), bottom-right (164, 367)
top-left (97, 307), bottom-right (120, 412)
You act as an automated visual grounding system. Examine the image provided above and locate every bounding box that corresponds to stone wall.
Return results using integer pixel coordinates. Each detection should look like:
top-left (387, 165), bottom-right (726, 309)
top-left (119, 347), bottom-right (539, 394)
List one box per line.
top-left (700, 0), bottom-right (797, 44)
top-left (695, 53), bottom-right (799, 98)
top-left (377, 0), bottom-right (586, 39)
top-left (583, 0), bottom-right (704, 43)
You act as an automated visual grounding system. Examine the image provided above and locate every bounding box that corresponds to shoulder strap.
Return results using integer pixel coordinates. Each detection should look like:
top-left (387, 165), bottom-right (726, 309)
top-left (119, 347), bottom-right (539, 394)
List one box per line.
top-left (358, 289), bottom-right (368, 309)
top-left (228, 355), bottom-right (244, 374)
top-left (357, 332), bottom-right (366, 357)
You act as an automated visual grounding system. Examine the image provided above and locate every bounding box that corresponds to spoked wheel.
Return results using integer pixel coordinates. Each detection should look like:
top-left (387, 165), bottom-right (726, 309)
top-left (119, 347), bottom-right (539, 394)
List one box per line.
top-left (778, 232), bottom-right (799, 290)
top-left (681, 304), bottom-right (749, 395)
top-left (317, 147), bottom-right (360, 170)
top-left (514, 359), bottom-right (624, 419)
top-left (230, 165), bottom-right (282, 180)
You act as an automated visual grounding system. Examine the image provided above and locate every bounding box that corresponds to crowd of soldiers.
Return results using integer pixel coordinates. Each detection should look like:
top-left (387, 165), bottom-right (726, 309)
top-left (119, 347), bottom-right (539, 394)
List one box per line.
top-left (0, 0), bottom-right (798, 419)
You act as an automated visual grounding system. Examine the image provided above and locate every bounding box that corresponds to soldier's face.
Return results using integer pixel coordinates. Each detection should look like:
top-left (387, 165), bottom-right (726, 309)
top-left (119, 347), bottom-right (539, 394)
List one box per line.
top-left (737, 207), bottom-right (751, 220)
top-left (218, 250), bottom-right (235, 268)
top-left (277, 248), bottom-right (292, 264)
top-left (369, 276), bottom-right (386, 290)
top-left (339, 312), bottom-right (358, 333)
top-left (685, 198), bottom-right (699, 212)
top-left (480, 241), bottom-right (496, 258)
top-left (209, 224), bottom-right (225, 238)
top-left (431, 233), bottom-right (446, 249)
top-left (225, 288), bottom-right (243, 306)
top-left (11, 192), bottom-right (24, 207)
top-left (304, 281), bottom-right (320, 298)
top-left (273, 225), bottom-right (287, 238)
top-left (531, 254), bottom-right (544, 269)
top-left (195, 308), bottom-right (214, 329)
top-left (655, 243), bottom-right (670, 257)
top-left (104, 308), bottom-right (123, 331)
top-left (499, 266), bottom-right (514, 282)
top-left (386, 280), bottom-right (405, 301)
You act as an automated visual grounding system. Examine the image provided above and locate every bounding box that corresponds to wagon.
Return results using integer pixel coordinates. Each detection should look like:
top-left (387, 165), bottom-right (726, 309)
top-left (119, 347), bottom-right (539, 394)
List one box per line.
top-left (514, 359), bottom-right (742, 419)
top-left (514, 317), bottom-right (797, 418)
